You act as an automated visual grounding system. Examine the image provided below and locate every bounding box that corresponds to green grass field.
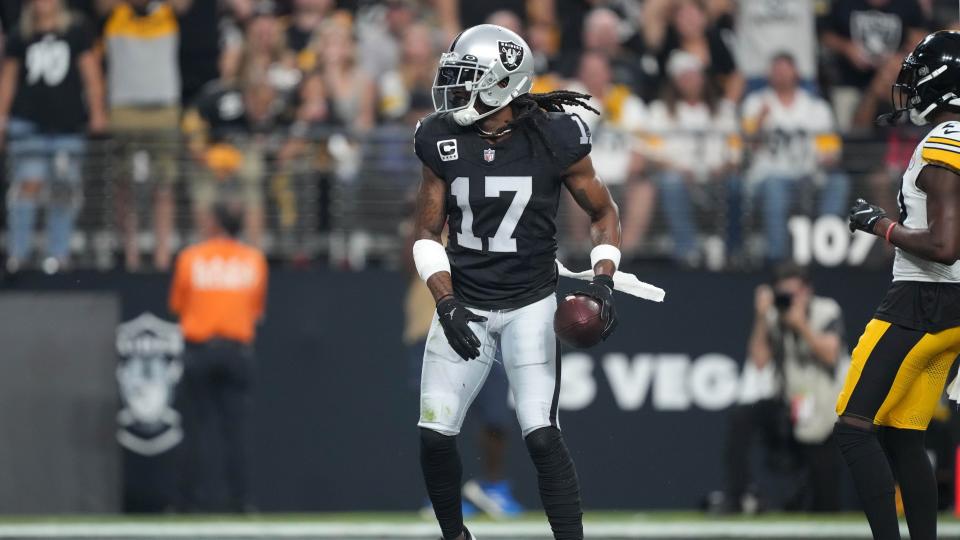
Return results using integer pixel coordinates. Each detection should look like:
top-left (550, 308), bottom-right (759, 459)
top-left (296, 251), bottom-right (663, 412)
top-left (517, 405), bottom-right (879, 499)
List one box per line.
top-left (0, 512), bottom-right (958, 539)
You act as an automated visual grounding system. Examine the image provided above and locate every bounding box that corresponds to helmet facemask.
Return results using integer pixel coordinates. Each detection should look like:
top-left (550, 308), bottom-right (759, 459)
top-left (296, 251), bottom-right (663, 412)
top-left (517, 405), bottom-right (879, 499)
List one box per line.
top-left (432, 53), bottom-right (487, 114)
top-left (892, 60), bottom-right (922, 113)
top-left (433, 52), bottom-right (529, 126)
top-left (890, 57), bottom-right (954, 125)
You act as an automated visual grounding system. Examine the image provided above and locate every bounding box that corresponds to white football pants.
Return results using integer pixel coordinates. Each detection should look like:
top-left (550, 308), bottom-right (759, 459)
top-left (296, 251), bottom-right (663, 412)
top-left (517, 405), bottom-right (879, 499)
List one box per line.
top-left (418, 294), bottom-right (560, 437)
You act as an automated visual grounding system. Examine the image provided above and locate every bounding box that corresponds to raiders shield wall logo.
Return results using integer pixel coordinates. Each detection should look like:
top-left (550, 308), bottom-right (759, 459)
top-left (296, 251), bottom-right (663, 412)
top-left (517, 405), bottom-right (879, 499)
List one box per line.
top-left (498, 41), bottom-right (523, 71)
top-left (116, 312), bottom-right (185, 456)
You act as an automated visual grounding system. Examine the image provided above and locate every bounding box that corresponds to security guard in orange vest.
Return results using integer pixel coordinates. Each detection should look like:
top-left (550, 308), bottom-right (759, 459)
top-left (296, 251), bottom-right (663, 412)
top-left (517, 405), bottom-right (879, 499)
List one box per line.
top-left (170, 202), bottom-right (267, 512)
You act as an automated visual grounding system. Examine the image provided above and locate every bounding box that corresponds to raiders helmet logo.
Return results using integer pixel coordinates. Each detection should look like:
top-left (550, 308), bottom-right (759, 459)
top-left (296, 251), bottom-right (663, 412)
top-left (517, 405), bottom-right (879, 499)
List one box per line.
top-left (498, 41), bottom-right (523, 71)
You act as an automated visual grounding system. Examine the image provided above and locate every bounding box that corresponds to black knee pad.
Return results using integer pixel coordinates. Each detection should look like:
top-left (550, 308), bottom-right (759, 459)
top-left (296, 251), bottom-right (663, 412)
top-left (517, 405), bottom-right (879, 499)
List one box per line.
top-left (834, 419), bottom-right (875, 451)
top-left (525, 426), bottom-right (562, 456)
top-left (834, 419), bottom-right (895, 496)
top-left (420, 428), bottom-right (456, 453)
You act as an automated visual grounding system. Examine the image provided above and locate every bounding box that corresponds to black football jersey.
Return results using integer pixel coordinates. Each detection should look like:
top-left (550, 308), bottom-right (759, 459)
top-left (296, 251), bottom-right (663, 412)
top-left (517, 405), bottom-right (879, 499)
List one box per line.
top-left (190, 81), bottom-right (291, 143)
top-left (414, 111), bottom-right (592, 309)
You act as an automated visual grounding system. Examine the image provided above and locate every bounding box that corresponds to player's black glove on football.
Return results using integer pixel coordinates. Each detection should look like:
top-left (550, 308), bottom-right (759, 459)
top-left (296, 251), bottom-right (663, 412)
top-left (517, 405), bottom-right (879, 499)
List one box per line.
top-left (849, 198), bottom-right (886, 234)
top-left (436, 296), bottom-right (487, 361)
top-left (575, 274), bottom-right (618, 340)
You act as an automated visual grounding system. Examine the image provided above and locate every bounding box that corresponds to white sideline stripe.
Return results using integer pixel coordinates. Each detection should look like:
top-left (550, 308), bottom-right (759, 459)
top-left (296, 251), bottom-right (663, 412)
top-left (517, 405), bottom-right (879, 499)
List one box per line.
top-left (0, 522), bottom-right (956, 538)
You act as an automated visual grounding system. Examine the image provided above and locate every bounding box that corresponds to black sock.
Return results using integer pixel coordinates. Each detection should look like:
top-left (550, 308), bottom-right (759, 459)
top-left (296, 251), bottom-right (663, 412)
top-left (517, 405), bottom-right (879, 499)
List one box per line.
top-left (883, 427), bottom-right (937, 540)
top-left (834, 421), bottom-right (901, 540)
top-left (525, 427), bottom-right (583, 540)
top-left (420, 428), bottom-right (464, 540)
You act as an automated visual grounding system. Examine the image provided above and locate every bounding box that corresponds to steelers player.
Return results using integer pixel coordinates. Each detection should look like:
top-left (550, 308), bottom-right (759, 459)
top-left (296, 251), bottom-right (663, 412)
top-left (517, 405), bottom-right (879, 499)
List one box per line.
top-left (841, 31), bottom-right (960, 540)
top-left (411, 25), bottom-right (620, 540)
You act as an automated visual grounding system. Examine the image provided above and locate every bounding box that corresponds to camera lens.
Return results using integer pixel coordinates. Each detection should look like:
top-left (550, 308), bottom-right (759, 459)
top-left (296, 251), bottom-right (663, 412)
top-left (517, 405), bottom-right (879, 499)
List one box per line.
top-left (774, 292), bottom-right (793, 310)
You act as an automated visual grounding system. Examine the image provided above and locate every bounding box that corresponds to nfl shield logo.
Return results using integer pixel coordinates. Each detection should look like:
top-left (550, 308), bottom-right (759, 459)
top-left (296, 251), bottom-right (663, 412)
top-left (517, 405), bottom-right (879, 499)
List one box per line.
top-left (483, 148), bottom-right (496, 162)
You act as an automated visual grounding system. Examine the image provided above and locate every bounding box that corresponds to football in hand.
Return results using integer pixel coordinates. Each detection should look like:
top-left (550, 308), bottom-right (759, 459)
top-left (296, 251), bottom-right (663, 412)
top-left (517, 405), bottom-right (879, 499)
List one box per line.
top-left (554, 294), bottom-right (605, 348)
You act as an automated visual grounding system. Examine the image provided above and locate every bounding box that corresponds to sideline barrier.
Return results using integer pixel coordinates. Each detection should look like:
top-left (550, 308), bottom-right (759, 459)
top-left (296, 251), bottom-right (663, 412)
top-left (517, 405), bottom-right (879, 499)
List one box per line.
top-left (0, 267), bottom-right (898, 512)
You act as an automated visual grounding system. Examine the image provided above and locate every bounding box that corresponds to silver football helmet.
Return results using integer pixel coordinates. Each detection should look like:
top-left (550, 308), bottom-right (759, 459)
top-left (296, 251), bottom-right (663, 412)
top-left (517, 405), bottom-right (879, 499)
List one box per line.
top-left (432, 24), bottom-right (534, 126)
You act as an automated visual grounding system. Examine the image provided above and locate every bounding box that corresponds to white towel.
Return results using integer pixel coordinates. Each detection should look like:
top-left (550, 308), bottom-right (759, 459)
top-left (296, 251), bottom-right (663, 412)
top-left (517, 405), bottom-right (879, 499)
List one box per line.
top-left (947, 374), bottom-right (960, 403)
top-left (556, 260), bottom-right (666, 303)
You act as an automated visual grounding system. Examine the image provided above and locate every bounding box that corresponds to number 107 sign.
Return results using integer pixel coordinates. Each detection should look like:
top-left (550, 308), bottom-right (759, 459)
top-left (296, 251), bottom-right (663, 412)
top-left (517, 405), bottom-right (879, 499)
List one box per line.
top-left (789, 215), bottom-right (877, 267)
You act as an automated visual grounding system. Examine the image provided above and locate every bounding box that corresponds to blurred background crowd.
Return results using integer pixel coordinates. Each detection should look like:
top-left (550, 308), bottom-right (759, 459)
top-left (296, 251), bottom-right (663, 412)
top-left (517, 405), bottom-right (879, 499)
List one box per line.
top-left (6, 0), bottom-right (960, 522)
top-left (0, 0), bottom-right (957, 275)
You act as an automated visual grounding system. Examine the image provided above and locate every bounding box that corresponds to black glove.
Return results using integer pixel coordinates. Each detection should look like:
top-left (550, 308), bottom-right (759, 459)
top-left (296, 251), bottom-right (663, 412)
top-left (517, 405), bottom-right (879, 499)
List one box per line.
top-left (574, 274), bottom-right (618, 340)
top-left (848, 198), bottom-right (886, 234)
top-left (436, 296), bottom-right (487, 360)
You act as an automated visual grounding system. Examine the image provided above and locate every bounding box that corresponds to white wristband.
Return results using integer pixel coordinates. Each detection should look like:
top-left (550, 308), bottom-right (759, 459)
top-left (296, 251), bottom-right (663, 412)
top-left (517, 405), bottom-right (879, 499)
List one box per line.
top-left (590, 244), bottom-right (621, 271)
top-left (413, 239), bottom-right (451, 282)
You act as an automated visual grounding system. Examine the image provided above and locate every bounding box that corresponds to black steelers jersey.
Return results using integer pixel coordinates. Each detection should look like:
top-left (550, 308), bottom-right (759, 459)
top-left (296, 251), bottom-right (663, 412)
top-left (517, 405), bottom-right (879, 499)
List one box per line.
top-left (414, 110), bottom-right (593, 310)
top-left (188, 80), bottom-right (293, 144)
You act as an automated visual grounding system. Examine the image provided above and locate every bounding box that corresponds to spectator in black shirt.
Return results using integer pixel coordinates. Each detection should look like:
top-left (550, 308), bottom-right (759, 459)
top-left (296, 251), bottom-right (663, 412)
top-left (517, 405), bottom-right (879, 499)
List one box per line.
top-left (177, 0), bottom-right (220, 105)
top-left (0, 0), bottom-right (95, 35)
top-left (0, 0), bottom-right (106, 273)
top-left (822, 0), bottom-right (927, 130)
top-left (654, 0), bottom-right (743, 102)
top-left (182, 71), bottom-right (307, 249)
top-left (285, 0), bottom-right (334, 72)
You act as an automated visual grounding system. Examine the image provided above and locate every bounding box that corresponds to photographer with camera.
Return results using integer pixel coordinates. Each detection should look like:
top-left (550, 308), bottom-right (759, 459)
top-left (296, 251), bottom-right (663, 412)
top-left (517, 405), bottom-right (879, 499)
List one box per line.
top-left (716, 263), bottom-right (847, 514)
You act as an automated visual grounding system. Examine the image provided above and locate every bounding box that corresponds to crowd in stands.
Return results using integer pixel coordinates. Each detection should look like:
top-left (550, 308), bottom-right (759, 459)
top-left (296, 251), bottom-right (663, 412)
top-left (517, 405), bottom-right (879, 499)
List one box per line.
top-left (0, 0), bottom-right (957, 272)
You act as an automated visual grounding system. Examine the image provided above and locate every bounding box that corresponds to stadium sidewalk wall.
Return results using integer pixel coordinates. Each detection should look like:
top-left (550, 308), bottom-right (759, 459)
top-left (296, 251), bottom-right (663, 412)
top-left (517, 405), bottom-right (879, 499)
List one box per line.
top-left (0, 268), bottom-right (893, 512)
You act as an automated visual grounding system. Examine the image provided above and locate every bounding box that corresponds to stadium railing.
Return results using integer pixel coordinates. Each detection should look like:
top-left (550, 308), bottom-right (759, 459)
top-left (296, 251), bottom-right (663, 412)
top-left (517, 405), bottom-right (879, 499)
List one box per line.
top-left (0, 125), bottom-right (899, 271)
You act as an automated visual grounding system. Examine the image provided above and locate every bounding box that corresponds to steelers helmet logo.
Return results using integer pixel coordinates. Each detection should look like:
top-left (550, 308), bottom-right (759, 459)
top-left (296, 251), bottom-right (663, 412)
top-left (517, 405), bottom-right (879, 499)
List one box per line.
top-left (498, 40), bottom-right (523, 71)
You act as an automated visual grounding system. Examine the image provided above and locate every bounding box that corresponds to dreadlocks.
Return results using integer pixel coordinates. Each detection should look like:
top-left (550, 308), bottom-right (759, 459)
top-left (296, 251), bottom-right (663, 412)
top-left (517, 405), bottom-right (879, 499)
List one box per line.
top-left (485, 90), bottom-right (599, 157)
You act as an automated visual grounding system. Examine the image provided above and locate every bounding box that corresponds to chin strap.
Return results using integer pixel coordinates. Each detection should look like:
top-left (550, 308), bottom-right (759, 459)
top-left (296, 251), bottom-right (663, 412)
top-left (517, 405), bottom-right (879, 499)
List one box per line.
top-left (876, 110), bottom-right (904, 126)
top-left (452, 108), bottom-right (481, 126)
top-left (453, 101), bottom-right (513, 127)
top-left (451, 77), bottom-right (531, 127)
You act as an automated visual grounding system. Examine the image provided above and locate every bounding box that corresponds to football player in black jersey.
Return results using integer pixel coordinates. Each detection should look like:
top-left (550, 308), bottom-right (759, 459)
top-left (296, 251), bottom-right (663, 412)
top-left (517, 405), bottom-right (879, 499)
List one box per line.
top-left (410, 25), bottom-right (621, 540)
